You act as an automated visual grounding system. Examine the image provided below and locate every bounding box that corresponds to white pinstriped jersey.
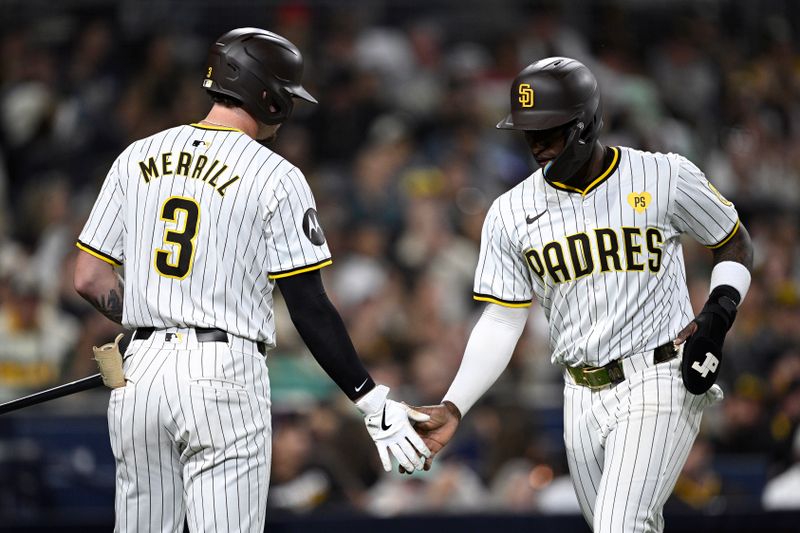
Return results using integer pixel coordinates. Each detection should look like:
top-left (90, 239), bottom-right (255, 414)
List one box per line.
top-left (77, 123), bottom-right (331, 347)
top-left (474, 146), bottom-right (739, 367)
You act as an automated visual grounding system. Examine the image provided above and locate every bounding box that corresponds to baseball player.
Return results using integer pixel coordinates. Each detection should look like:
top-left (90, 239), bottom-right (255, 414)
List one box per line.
top-left (73, 28), bottom-right (429, 532)
top-left (411, 57), bottom-right (754, 532)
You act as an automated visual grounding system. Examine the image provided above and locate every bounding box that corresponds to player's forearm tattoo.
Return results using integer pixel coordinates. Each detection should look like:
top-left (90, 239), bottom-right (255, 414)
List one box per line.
top-left (89, 274), bottom-right (125, 324)
top-left (712, 224), bottom-right (753, 270)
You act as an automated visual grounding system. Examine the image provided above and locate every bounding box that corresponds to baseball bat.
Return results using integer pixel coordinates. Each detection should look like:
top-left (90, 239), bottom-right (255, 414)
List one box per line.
top-left (0, 373), bottom-right (104, 415)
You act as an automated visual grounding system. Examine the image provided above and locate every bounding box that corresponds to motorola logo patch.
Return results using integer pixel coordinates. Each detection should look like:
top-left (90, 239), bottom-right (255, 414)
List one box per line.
top-left (302, 208), bottom-right (326, 246)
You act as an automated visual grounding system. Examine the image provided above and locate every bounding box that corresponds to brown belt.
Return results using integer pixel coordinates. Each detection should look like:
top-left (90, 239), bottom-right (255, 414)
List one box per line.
top-left (566, 343), bottom-right (678, 390)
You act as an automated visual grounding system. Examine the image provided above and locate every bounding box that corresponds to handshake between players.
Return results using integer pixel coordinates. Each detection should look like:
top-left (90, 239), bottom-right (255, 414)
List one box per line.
top-left (357, 390), bottom-right (462, 475)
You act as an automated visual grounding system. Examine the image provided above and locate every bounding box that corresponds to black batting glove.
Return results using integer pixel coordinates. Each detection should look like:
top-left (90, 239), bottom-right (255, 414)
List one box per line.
top-left (680, 285), bottom-right (740, 395)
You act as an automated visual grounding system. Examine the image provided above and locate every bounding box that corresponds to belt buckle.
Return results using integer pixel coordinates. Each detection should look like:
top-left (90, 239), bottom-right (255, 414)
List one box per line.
top-left (654, 342), bottom-right (678, 364)
top-left (581, 366), bottom-right (611, 390)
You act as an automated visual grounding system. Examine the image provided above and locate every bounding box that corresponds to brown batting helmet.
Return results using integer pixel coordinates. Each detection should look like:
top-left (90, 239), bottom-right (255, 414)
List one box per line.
top-left (203, 28), bottom-right (317, 125)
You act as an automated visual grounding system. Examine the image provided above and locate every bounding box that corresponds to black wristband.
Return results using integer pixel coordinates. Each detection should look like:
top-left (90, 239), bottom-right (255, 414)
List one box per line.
top-left (709, 284), bottom-right (741, 307)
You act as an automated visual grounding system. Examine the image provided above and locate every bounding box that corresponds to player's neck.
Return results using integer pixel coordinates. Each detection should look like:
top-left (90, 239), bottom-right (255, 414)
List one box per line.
top-left (200, 105), bottom-right (259, 138)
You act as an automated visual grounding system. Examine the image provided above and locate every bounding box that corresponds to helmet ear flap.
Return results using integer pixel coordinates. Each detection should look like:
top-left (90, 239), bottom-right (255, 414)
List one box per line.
top-left (541, 116), bottom-right (596, 184)
top-left (257, 85), bottom-right (294, 125)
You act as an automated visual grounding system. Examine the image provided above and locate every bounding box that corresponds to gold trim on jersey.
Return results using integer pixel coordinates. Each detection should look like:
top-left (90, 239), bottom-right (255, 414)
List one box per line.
top-left (706, 219), bottom-right (740, 249)
top-left (269, 258), bottom-right (333, 280)
top-left (76, 241), bottom-right (123, 266)
top-left (473, 293), bottom-right (532, 308)
top-left (549, 146), bottom-right (620, 196)
top-left (548, 181), bottom-right (585, 194)
top-left (189, 122), bottom-right (244, 133)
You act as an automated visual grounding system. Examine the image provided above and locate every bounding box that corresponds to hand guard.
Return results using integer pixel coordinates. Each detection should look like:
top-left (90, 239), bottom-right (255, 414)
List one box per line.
top-left (93, 333), bottom-right (126, 389)
top-left (681, 286), bottom-right (739, 395)
top-left (356, 385), bottom-right (432, 472)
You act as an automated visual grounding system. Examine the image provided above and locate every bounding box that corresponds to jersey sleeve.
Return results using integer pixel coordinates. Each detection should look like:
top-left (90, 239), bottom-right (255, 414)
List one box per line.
top-left (76, 156), bottom-right (125, 266)
top-left (265, 167), bottom-right (332, 279)
top-left (670, 155), bottom-right (740, 248)
top-left (472, 201), bottom-right (533, 308)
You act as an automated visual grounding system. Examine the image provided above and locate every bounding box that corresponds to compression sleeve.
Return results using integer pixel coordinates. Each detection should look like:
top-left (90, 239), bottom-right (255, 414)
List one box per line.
top-left (277, 270), bottom-right (375, 401)
top-left (442, 303), bottom-right (528, 415)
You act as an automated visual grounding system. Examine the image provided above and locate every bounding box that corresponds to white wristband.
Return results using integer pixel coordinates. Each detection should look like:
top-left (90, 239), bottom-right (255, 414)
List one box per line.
top-left (710, 261), bottom-right (751, 304)
top-left (355, 384), bottom-right (389, 415)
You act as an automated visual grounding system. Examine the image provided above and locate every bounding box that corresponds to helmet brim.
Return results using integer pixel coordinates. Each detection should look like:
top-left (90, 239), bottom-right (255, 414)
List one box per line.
top-left (496, 110), bottom-right (580, 131)
top-left (287, 85), bottom-right (318, 104)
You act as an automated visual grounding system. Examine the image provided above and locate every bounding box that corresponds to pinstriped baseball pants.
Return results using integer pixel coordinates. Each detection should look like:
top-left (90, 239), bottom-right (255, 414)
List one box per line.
top-left (108, 328), bottom-right (271, 532)
top-left (563, 353), bottom-right (722, 533)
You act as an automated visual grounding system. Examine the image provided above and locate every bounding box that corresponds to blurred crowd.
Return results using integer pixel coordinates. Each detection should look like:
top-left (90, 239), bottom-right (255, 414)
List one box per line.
top-left (1, 0), bottom-right (800, 520)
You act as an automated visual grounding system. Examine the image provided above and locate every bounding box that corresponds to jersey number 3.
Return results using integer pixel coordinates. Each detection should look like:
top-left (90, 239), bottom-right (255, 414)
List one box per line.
top-left (154, 196), bottom-right (200, 279)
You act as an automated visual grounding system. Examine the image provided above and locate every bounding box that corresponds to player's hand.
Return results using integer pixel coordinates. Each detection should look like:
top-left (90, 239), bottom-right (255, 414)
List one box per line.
top-left (674, 286), bottom-right (739, 395)
top-left (398, 401), bottom-right (462, 474)
top-left (356, 385), bottom-right (431, 473)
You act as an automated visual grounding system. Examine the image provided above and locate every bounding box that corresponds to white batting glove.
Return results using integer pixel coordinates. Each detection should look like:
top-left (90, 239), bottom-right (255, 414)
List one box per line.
top-left (355, 385), bottom-right (432, 472)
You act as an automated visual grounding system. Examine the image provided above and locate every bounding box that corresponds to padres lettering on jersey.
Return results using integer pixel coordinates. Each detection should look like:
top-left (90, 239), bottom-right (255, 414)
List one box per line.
top-left (77, 123), bottom-right (332, 346)
top-left (524, 226), bottom-right (665, 283)
top-left (473, 146), bottom-right (739, 366)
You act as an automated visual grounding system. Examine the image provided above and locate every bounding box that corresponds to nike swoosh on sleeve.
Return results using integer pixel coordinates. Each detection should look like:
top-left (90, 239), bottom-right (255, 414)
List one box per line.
top-left (355, 378), bottom-right (369, 392)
